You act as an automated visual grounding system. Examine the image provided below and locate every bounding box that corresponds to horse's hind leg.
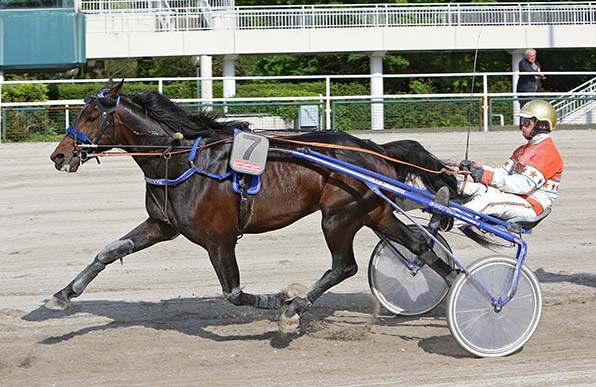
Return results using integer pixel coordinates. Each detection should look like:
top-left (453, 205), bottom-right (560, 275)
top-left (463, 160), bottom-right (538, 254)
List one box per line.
top-left (204, 239), bottom-right (286, 310)
top-left (45, 218), bottom-right (178, 310)
top-left (280, 212), bottom-right (361, 332)
top-left (371, 209), bottom-right (456, 282)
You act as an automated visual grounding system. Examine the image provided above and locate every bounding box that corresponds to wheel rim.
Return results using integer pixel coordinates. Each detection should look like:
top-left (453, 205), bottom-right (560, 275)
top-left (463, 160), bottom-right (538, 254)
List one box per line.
top-left (369, 228), bottom-right (452, 316)
top-left (448, 257), bottom-right (542, 357)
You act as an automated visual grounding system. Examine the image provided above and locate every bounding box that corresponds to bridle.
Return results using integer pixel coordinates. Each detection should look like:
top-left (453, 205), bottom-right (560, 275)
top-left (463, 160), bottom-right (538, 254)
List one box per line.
top-left (65, 91), bottom-right (121, 163)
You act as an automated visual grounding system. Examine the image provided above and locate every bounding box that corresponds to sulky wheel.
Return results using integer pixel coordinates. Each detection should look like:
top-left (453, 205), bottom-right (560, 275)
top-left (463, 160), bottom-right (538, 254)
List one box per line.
top-left (368, 225), bottom-right (453, 316)
top-left (446, 256), bottom-right (542, 358)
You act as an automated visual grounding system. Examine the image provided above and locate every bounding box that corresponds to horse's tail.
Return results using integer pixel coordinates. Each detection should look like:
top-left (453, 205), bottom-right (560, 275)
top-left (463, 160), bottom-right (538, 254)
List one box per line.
top-left (381, 140), bottom-right (498, 247)
top-left (380, 139), bottom-right (462, 200)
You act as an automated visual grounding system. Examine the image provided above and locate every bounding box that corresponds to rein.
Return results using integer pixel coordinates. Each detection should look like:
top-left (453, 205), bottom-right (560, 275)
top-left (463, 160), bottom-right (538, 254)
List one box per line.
top-left (83, 133), bottom-right (460, 176)
top-left (70, 90), bottom-right (458, 177)
top-left (269, 136), bottom-right (459, 176)
top-left (83, 136), bottom-right (233, 159)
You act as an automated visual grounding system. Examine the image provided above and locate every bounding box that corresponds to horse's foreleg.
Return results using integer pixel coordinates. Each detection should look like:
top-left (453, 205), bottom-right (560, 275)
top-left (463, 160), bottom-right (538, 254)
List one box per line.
top-left (45, 218), bottom-right (178, 310)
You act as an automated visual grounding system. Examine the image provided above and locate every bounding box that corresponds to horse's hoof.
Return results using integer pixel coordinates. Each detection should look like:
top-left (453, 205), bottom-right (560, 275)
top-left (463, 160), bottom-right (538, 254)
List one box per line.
top-left (281, 283), bottom-right (308, 302)
top-left (45, 295), bottom-right (70, 311)
top-left (278, 311), bottom-right (301, 334)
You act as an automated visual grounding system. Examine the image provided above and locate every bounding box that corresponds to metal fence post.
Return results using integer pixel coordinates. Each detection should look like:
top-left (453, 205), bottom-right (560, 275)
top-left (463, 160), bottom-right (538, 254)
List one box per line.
top-left (325, 76), bottom-right (331, 130)
top-left (483, 74), bottom-right (489, 132)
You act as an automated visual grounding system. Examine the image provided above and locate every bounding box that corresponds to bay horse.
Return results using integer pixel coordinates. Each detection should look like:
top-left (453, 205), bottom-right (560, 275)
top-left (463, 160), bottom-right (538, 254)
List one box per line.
top-left (47, 80), bottom-right (458, 332)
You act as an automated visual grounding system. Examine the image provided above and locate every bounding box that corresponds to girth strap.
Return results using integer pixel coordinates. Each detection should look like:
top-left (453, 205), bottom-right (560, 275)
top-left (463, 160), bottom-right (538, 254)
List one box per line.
top-left (143, 134), bottom-right (257, 237)
top-left (237, 174), bottom-right (251, 237)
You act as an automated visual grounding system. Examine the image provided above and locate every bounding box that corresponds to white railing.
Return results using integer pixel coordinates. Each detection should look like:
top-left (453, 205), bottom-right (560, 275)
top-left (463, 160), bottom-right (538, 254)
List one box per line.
top-left (553, 77), bottom-right (596, 122)
top-left (81, 1), bottom-right (596, 33)
top-left (82, 0), bottom-right (231, 12)
top-left (2, 71), bottom-right (596, 132)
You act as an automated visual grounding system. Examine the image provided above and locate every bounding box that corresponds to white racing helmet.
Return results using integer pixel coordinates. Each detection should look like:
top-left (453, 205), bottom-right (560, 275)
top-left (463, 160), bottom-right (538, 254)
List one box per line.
top-left (519, 100), bottom-right (557, 131)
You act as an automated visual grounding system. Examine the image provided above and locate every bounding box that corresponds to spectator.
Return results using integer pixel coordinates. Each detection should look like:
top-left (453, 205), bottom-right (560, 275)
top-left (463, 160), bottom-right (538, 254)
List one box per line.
top-left (516, 48), bottom-right (545, 103)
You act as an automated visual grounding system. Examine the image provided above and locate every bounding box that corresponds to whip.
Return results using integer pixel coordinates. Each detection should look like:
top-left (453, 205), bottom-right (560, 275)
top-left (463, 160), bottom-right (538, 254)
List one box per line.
top-left (464, 28), bottom-right (483, 161)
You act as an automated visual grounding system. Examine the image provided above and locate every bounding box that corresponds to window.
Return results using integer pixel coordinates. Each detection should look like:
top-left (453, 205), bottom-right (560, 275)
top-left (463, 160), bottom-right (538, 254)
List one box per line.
top-left (0, 0), bottom-right (75, 9)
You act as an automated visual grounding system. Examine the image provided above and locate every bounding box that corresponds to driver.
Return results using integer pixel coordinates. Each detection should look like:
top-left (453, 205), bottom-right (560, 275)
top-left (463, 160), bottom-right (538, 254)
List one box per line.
top-left (458, 99), bottom-right (563, 221)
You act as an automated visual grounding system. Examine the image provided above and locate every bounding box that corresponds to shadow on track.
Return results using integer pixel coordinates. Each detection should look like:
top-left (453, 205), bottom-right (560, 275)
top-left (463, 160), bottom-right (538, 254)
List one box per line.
top-left (21, 291), bottom-right (464, 356)
top-left (535, 268), bottom-right (596, 289)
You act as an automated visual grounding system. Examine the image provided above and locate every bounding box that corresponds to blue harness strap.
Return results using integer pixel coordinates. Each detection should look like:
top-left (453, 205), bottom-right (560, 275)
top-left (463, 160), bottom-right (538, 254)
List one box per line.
top-left (66, 125), bottom-right (91, 143)
top-left (142, 136), bottom-right (257, 194)
top-left (232, 173), bottom-right (262, 194)
top-left (144, 167), bottom-right (235, 186)
top-left (142, 134), bottom-right (263, 194)
top-left (145, 136), bottom-right (234, 186)
top-left (189, 134), bottom-right (202, 166)
top-left (144, 169), bottom-right (234, 186)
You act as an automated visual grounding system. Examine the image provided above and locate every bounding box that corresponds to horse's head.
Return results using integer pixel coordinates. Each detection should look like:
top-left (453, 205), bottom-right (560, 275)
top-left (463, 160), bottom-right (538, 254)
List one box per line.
top-left (50, 79), bottom-right (123, 172)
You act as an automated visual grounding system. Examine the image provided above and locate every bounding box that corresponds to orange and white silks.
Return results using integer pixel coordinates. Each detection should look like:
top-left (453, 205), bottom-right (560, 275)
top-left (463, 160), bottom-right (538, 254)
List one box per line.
top-left (460, 133), bottom-right (563, 220)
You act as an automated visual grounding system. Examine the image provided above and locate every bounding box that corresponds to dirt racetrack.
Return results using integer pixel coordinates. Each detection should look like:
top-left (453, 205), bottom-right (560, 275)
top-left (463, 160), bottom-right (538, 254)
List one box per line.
top-left (1, 129), bottom-right (596, 387)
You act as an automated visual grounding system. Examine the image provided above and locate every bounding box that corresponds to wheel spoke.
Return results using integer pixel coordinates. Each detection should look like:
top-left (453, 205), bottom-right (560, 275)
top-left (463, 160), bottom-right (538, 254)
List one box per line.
top-left (447, 257), bottom-right (542, 357)
top-left (369, 226), bottom-right (453, 316)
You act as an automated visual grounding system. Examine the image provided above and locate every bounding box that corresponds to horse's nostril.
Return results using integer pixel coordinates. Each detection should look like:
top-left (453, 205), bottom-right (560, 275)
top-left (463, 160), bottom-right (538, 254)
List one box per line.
top-left (51, 153), bottom-right (66, 170)
top-left (51, 153), bottom-right (65, 163)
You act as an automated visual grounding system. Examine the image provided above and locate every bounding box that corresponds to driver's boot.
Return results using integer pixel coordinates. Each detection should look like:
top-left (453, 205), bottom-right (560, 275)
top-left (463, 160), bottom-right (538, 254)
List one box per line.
top-left (429, 186), bottom-right (453, 231)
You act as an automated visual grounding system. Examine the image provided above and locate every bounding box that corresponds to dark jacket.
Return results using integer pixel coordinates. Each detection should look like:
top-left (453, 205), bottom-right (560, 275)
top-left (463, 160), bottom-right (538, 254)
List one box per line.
top-left (516, 58), bottom-right (541, 93)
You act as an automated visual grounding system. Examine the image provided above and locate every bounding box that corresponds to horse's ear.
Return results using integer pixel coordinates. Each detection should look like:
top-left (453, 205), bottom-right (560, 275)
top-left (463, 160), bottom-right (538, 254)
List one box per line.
top-left (99, 78), bottom-right (114, 92)
top-left (110, 79), bottom-right (124, 98)
top-left (95, 78), bottom-right (115, 99)
top-left (96, 79), bottom-right (123, 111)
top-left (95, 80), bottom-right (124, 110)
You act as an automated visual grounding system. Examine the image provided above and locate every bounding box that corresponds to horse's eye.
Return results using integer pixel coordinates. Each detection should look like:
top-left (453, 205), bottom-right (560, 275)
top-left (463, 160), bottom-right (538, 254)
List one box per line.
top-left (87, 113), bottom-right (97, 123)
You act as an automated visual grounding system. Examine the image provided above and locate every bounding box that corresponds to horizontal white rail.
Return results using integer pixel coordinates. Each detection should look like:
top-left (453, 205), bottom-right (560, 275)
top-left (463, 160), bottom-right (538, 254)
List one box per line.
top-left (3, 71), bottom-right (596, 85)
top-left (82, 0), bottom-right (233, 12)
top-left (4, 92), bottom-right (596, 108)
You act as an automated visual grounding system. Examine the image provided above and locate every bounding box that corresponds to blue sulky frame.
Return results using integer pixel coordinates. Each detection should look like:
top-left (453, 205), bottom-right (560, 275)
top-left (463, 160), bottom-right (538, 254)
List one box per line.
top-left (289, 147), bottom-right (531, 312)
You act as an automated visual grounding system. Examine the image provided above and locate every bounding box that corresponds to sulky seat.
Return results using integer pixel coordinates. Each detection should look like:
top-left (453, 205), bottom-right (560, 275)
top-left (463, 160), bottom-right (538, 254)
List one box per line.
top-left (506, 207), bottom-right (552, 233)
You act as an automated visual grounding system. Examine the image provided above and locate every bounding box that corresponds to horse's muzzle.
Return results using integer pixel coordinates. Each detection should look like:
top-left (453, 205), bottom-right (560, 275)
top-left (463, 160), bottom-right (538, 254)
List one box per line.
top-left (50, 151), bottom-right (81, 172)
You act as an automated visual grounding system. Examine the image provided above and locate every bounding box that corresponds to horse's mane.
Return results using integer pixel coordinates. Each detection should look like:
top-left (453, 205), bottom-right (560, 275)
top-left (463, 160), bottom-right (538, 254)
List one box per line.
top-left (127, 91), bottom-right (247, 139)
top-left (123, 92), bottom-right (458, 196)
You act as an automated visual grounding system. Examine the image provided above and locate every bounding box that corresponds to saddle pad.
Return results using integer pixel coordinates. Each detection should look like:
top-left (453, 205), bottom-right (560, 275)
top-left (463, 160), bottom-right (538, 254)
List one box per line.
top-left (229, 132), bottom-right (269, 175)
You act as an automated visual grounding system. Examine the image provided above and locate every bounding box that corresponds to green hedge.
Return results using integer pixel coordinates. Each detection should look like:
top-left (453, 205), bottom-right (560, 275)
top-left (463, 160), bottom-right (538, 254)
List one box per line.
top-left (11, 79), bottom-right (370, 100)
top-left (47, 82), bottom-right (161, 100)
top-left (2, 83), bottom-right (49, 102)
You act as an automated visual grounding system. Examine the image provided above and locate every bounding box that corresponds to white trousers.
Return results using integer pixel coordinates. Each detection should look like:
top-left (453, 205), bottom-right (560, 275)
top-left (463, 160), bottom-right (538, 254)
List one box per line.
top-left (459, 178), bottom-right (537, 221)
